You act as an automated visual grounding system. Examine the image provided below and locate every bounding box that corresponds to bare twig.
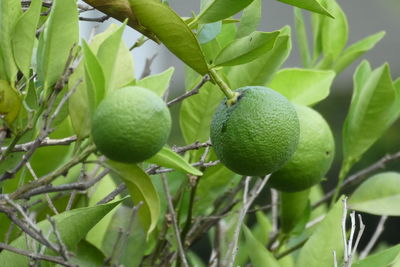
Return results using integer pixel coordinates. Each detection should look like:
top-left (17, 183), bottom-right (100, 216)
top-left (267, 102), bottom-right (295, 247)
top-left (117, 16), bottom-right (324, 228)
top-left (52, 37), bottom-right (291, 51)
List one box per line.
top-left (333, 251), bottom-right (338, 267)
top-left (140, 54), bottom-right (157, 79)
top-left (0, 243), bottom-right (77, 267)
top-left (342, 197), bottom-right (349, 265)
top-left (167, 75), bottom-right (210, 106)
top-left (1, 136), bottom-right (78, 153)
top-left (161, 174), bottom-right (189, 267)
top-left (359, 215), bottom-right (387, 259)
top-left (173, 140), bottom-right (212, 154)
top-left (352, 215), bottom-right (365, 257)
top-left (47, 216), bottom-right (70, 261)
top-left (79, 15), bottom-right (110, 22)
top-left (96, 183), bottom-right (127, 205)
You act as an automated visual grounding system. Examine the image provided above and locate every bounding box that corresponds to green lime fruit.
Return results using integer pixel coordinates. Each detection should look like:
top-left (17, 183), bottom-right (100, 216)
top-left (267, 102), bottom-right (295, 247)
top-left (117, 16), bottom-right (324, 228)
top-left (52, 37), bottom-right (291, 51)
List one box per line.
top-left (269, 105), bottom-right (335, 192)
top-left (91, 86), bottom-right (171, 163)
top-left (210, 86), bottom-right (300, 176)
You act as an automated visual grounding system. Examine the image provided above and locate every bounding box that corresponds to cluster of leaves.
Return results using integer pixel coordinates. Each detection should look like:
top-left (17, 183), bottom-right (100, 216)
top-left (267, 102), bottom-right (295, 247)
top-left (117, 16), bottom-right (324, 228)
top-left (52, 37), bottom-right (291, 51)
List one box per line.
top-left (0, 0), bottom-right (400, 266)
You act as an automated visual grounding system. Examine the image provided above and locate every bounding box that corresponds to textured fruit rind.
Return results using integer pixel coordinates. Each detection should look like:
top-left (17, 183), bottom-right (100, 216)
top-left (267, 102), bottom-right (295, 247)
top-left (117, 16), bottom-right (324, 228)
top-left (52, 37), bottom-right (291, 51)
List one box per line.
top-left (92, 86), bottom-right (171, 163)
top-left (210, 86), bottom-right (300, 176)
top-left (269, 104), bottom-right (335, 192)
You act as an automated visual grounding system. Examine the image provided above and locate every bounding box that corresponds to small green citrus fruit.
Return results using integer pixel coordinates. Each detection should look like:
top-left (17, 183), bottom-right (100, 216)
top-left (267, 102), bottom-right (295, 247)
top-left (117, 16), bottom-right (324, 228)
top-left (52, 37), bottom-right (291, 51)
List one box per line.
top-left (91, 86), bottom-right (171, 163)
top-left (269, 105), bottom-right (335, 192)
top-left (210, 86), bottom-right (300, 176)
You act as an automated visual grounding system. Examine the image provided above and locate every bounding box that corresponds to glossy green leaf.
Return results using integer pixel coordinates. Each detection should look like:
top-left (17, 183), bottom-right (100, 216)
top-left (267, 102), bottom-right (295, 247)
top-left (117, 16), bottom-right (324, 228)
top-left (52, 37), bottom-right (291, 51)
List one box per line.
top-left (147, 146), bottom-right (203, 176)
top-left (128, 0), bottom-right (209, 75)
top-left (297, 196), bottom-right (344, 267)
top-left (294, 8), bottom-right (311, 67)
top-left (197, 0), bottom-right (254, 24)
top-left (96, 23), bottom-right (128, 93)
top-left (0, 0), bottom-right (21, 83)
top-left (353, 244), bottom-right (400, 267)
top-left (11, 0), bottom-right (41, 78)
top-left (136, 67), bottom-right (174, 97)
top-left (0, 199), bottom-right (123, 266)
top-left (227, 26), bottom-right (291, 89)
top-left (214, 31), bottom-right (280, 66)
top-left (37, 0), bottom-right (79, 90)
top-left (342, 61), bottom-right (400, 168)
top-left (277, 0), bottom-right (333, 18)
top-left (333, 31), bottom-right (386, 74)
top-left (236, 0), bottom-right (262, 39)
top-left (242, 225), bottom-right (280, 267)
top-left (311, 12), bottom-right (323, 62)
top-left (107, 160), bottom-right (160, 236)
top-left (268, 68), bottom-right (335, 106)
top-left (198, 22), bottom-right (222, 44)
top-left (320, 0), bottom-right (348, 62)
top-left (82, 40), bottom-right (105, 114)
top-left (348, 172), bottom-right (400, 216)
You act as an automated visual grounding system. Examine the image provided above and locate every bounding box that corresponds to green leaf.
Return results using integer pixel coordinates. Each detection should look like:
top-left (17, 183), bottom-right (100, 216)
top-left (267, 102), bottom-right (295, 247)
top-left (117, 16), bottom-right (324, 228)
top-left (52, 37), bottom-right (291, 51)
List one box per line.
top-left (320, 0), bottom-right (348, 62)
top-left (236, 0), bottom-right (262, 39)
top-left (353, 244), bottom-right (400, 267)
top-left (37, 0), bottom-right (79, 90)
top-left (180, 75), bottom-right (224, 144)
top-left (136, 67), bottom-right (174, 97)
top-left (342, 61), bottom-right (400, 168)
top-left (348, 172), bottom-right (400, 216)
top-left (197, 0), bottom-right (255, 24)
top-left (198, 22), bottom-right (222, 44)
top-left (0, 80), bottom-right (21, 124)
top-left (0, 0), bottom-right (21, 83)
top-left (297, 196), bottom-right (344, 267)
top-left (82, 40), bottom-right (106, 114)
top-left (96, 23), bottom-right (127, 93)
top-left (69, 240), bottom-right (105, 267)
top-left (214, 31), bottom-right (280, 66)
top-left (333, 31), bottom-right (386, 74)
top-left (128, 0), bottom-right (209, 75)
top-left (107, 161), bottom-right (160, 236)
top-left (280, 189), bottom-right (310, 234)
top-left (86, 175), bottom-right (121, 252)
top-left (294, 8), bottom-right (311, 67)
top-left (0, 199), bottom-right (123, 266)
top-left (242, 225), bottom-right (281, 267)
top-left (11, 0), bottom-right (41, 78)
top-left (227, 26), bottom-right (291, 89)
top-left (277, 0), bottom-right (334, 18)
top-left (268, 68), bottom-right (335, 106)
top-left (147, 146), bottom-right (203, 176)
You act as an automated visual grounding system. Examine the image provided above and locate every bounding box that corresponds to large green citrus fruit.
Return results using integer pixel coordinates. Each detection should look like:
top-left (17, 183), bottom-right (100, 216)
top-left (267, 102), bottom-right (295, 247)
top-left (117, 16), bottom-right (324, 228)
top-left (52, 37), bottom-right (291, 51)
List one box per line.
top-left (269, 105), bottom-right (335, 192)
top-left (210, 86), bottom-right (300, 176)
top-left (91, 86), bottom-right (171, 163)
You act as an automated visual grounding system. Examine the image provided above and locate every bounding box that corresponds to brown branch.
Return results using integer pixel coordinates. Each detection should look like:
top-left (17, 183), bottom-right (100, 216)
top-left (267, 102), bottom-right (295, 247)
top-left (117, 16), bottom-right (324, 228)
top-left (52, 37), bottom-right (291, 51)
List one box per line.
top-left (167, 75), bottom-right (210, 106)
top-left (172, 140), bottom-right (212, 154)
top-left (1, 136), bottom-right (78, 153)
top-left (79, 15), bottom-right (110, 22)
top-left (0, 243), bottom-right (77, 267)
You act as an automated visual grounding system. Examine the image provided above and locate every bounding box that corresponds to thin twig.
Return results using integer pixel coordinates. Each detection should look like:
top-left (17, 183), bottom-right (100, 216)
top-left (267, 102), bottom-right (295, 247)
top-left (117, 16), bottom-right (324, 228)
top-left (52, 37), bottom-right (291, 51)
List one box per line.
top-left (96, 183), bottom-right (126, 205)
top-left (0, 243), bottom-right (77, 267)
top-left (47, 216), bottom-right (70, 261)
top-left (352, 214), bottom-right (365, 257)
top-left (79, 15), bottom-right (109, 22)
top-left (342, 197), bottom-right (349, 265)
top-left (173, 140), bottom-right (212, 154)
top-left (359, 215), bottom-right (387, 259)
top-left (140, 54), bottom-right (157, 79)
top-left (167, 75), bottom-right (210, 106)
top-left (1, 136), bottom-right (78, 153)
top-left (161, 174), bottom-right (190, 267)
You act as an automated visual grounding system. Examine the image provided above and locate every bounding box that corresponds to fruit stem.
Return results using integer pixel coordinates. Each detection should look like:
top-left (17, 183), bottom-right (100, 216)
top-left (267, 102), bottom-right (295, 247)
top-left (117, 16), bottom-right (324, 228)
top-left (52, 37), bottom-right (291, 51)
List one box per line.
top-left (209, 68), bottom-right (239, 106)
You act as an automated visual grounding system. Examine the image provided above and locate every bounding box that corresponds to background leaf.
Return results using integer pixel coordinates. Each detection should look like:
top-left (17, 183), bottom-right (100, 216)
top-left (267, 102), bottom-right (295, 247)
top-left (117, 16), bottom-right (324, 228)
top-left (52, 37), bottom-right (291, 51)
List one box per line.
top-left (242, 225), bottom-right (281, 267)
top-left (342, 61), bottom-right (400, 168)
top-left (277, 0), bottom-right (333, 18)
top-left (0, 200), bottom-right (123, 266)
top-left (197, 0), bottom-right (254, 24)
top-left (147, 146), bottom-right (203, 176)
top-left (136, 67), bottom-right (174, 97)
top-left (128, 0), bottom-right (209, 75)
top-left (37, 0), bottom-right (79, 90)
top-left (11, 0), bottom-right (41, 78)
top-left (349, 172), bottom-right (400, 216)
top-left (214, 31), bottom-right (279, 66)
top-left (268, 68), bottom-right (335, 106)
top-left (297, 196), bottom-right (344, 267)
top-left (236, 0), bottom-right (262, 39)
top-left (107, 161), bottom-right (160, 236)
top-left (353, 244), bottom-right (400, 267)
top-left (198, 22), bottom-right (222, 44)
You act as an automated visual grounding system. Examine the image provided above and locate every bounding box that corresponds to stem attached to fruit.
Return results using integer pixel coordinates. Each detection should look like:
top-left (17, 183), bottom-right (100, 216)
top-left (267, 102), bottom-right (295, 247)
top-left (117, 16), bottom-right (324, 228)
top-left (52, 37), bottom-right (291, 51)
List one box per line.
top-left (208, 68), bottom-right (239, 106)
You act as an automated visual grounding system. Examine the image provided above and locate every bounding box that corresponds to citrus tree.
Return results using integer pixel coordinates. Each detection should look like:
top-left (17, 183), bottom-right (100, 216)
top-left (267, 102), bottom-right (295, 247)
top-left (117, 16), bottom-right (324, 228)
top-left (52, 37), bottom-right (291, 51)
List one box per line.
top-left (0, 0), bottom-right (399, 266)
